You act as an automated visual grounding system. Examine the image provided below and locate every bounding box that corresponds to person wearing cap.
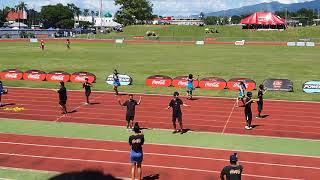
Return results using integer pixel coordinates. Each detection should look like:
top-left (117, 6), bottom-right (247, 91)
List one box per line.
top-left (82, 78), bottom-right (92, 105)
top-left (236, 81), bottom-right (246, 107)
top-left (129, 122), bottom-right (144, 180)
top-left (57, 81), bottom-right (68, 114)
top-left (167, 92), bottom-right (190, 134)
top-left (220, 153), bottom-right (243, 180)
top-left (119, 94), bottom-right (142, 129)
top-left (256, 84), bottom-right (267, 119)
top-left (244, 92), bottom-right (255, 130)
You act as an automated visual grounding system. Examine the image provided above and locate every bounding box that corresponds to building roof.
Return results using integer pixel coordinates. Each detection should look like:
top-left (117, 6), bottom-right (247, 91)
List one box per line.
top-left (6, 10), bottom-right (27, 21)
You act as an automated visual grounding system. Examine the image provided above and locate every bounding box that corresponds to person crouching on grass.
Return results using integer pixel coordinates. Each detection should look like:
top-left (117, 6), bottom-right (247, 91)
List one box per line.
top-left (186, 74), bottom-right (197, 100)
top-left (220, 153), bottom-right (243, 180)
top-left (119, 94), bottom-right (142, 130)
top-left (129, 122), bottom-right (144, 180)
top-left (57, 81), bottom-right (68, 114)
top-left (244, 92), bottom-right (255, 130)
top-left (256, 84), bottom-right (267, 119)
top-left (167, 92), bottom-right (190, 134)
top-left (83, 78), bottom-right (92, 105)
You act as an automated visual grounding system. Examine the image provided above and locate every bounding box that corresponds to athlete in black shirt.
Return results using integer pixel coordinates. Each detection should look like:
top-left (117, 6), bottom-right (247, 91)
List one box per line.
top-left (167, 92), bottom-right (190, 134)
top-left (220, 153), bottom-right (243, 180)
top-left (119, 94), bottom-right (142, 129)
top-left (57, 81), bottom-right (68, 114)
top-left (82, 78), bottom-right (92, 105)
top-left (256, 84), bottom-right (267, 119)
top-left (244, 92), bottom-right (255, 130)
top-left (129, 122), bottom-right (144, 180)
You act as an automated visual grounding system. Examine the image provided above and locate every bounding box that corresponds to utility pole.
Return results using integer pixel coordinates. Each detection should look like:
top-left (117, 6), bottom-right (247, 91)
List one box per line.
top-left (99, 0), bottom-right (103, 30)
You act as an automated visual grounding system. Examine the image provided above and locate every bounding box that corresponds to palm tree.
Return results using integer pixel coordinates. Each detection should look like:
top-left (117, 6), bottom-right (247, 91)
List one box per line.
top-left (83, 9), bottom-right (89, 16)
top-left (15, 2), bottom-right (28, 28)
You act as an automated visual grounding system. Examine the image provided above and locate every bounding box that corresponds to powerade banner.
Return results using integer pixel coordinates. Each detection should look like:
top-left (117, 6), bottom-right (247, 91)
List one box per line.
top-left (106, 74), bottom-right (132, 86)
top-left (145, 75), bottom-right (172, 87)
top-left (303, 81), bottom-right (320, 93)
top-left (263, 79), bottom-right (293, 92)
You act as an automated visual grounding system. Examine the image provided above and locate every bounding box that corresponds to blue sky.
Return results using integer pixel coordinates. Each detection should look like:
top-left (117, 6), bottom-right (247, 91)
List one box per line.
top-left (0, 0), bottom-right (312, 16)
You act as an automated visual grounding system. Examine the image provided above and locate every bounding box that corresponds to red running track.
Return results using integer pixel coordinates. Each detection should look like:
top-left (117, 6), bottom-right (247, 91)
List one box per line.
top-left (1, 87), bottom-right (320, 140)
top-left (0, 133), bottom-right (319, 180)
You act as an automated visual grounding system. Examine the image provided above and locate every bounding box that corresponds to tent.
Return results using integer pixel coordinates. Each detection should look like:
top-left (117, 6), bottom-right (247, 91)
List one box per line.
top-left (241, 12), bottom-right (286, 25)
top-left (8, 22), bottom-right (28, 29)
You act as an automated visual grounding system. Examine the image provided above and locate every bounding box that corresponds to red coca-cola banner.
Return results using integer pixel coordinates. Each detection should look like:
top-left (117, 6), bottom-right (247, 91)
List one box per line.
top-left (0, 69), bottom-right (23, 80)
top-left (70, 72), bottom-right (96, 83)
top-left (199, 77), bottom-right (227, 90)
top-left (46, 71), bottom-right (70, 82)
top-left (145, 75), bottom-right (172, 87)
top-left (227, 78), bottom-right (256, 91)
top-left (172, 76), bottom-right (199, 88)
top-left (23, 70), bottom-right (46, 81)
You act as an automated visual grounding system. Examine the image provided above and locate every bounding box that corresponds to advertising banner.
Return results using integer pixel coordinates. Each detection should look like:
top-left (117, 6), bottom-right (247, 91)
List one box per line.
top-left (70, 72), bottom-right (96, 83)
top-left (106, 74), bottom-right (132, 86)
top-left (172, 76), bottom-right (199, 88)
top-left (263, 79), bottom-right (293, 92)
top-left (23, 70), bottom-right (46, 81)
top-left (303, 81), bottom-right (320, 93)
top-left (199, 77), bottom-right (227, 90)
top-left (0, 69), bottom-right (23, 80)
top-left (145, 75), bottom-right (172, 87)
top-left (227, 78), bottom-right (256, 91)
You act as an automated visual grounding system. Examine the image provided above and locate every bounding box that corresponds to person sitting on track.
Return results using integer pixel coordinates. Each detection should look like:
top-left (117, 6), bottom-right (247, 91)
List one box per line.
top-left (113, 69), bottom-right (120, 95)
top-left (244, 92), bottom-right (255, 130)
top-left (82, 78), bottom-right (92, 105)
top-left (236, 81), bottom-right (246, 107)
top-left (220, 153), bottom-right (243, 180)
top-left (118, 94), bottom-right (142, 130)
top-left (167, 92), bottom-right (190, 134)
top-left (187, 74), bottom-right (197, 100)
top-left (129, 122), bottom-right (144, 180)
top-left (57, 81), bottom-right (68, 114)
top-left (256, 84), bottom-right (267, 119)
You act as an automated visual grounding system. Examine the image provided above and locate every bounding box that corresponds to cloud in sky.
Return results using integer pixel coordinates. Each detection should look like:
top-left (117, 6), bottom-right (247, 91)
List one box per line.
top-left (1, 0), bottom-right (312, 16)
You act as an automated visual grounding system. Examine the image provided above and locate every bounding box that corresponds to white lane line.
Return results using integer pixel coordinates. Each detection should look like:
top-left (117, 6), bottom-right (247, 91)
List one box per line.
top-left (0, 152), bottom-right (303, 180)
top-left (0, 141), bottom-right (319, 170)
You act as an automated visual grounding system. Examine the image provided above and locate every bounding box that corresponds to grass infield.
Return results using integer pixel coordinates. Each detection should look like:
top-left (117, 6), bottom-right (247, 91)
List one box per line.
top-left (0, 42), bottom-right (320, 101)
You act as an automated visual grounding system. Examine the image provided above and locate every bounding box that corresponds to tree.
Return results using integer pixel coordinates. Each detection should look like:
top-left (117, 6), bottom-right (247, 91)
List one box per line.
top-left (231, 15), bottom-right (241, 24)
top-left (0, 7), bottom-right (12, 27)
top-left (114, 0), bottom-right (154, 25)
top-left (203, 16), bottom-right (219, 25)
top-left (27, 9), bottom-right (41, 27)
top-left (199, 12), bottom-right (205, 20)
top-left (15, 2), bottom-right (28, 25)
top-left (41, 3), bottom-right (74, 29)
top-left (83, 9), bottom-right (89, 16)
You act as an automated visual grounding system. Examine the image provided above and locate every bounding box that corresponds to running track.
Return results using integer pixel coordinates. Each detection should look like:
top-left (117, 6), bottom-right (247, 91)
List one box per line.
top-left (0, 133), bottom-right (319, 180)
top-left (1, 87), bottom-right (320, 140)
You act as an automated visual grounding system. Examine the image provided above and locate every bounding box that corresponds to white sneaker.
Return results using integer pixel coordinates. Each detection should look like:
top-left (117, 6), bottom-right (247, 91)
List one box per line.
top-left (245, 126), bottom-right (250, 130)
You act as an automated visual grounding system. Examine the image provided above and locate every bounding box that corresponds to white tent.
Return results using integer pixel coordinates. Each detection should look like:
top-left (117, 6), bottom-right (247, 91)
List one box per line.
top-left (9, 22), bottom-right (28, 29)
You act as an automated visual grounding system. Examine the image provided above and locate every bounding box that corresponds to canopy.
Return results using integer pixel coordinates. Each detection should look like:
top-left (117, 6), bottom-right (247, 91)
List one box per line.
top-left (241, 12), bottom-right (286, 25)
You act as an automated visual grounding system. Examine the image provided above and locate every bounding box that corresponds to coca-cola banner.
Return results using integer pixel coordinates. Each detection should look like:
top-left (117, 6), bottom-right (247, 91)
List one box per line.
top-left (46, 71), bottom-right (70, 82)
top-left (106, 74), bottom-right (132, 86)
top-left (172, 76), bottom-right (199, 88)
top-left (70, 72), bottom-right (96, 83)
top-left (23, 70), bottom-right (46, 81)
top-left (263, 79), bottom-right (293, 92)
top-left (199, 77), bottom-right (227, 90)
top-left (145, 75), bottom-right (172, 87)
top-left (0, 69), bottom-right (23, 80)
top-left (227, 78), bottom-right (256, 91)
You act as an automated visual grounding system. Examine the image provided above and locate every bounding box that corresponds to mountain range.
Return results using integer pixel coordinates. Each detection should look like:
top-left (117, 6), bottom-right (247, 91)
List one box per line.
top-left (205, 0), bottom-right (320, 16)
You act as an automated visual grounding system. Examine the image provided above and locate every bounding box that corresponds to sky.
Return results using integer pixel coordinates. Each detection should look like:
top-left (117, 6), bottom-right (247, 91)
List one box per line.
top-left (0, 0), bottom-right (313, 16)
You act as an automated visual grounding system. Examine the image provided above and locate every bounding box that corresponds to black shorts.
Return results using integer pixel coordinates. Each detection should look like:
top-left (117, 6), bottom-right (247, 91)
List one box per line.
top-left (126, 114), bottom-right (135, 122)
top-left (257, 101), bottom-right (263, 112)
top-left (245, 111), bottom-right (252, 121)
top-left (172, 114), bottom-right (182, 123)
top-left (85, 91), bottom-right (91, 97)
top-left (59, 100), bottom-right (67, 106)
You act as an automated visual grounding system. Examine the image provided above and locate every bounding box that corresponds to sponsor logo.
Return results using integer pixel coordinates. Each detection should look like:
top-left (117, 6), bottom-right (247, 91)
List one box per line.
top-left (5, 73), bottom-right (18, 79)
top-left (27, 74), bottom-right (41, 79)
top-left (273, 80), bottom-right (283, 89)
top-left (46, 71), bottom-right (70, 82)
top-left (204, 82), bottom-right (220, 88)
top-left (303, 81), bottom-right (320, 93)
top-left (146, 75), bottom-right (172, 87)
top-left (50, 75), bottom-right (65, 81)
top-left (227, 78), bottom-right (256, 91)
top-left (177, 81), bottom-right (187, 86)
top-left (263, 79), bottom-right (293, 92)
top-left (70, 72), bottom-right (96, 83)
top-left (199, 77), bottom-right (227, 90)
top-left (106, 74), bottom-right (132, 86)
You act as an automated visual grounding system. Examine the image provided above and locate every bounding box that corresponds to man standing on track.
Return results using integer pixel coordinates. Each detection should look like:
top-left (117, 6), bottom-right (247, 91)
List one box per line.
top-left (244, 92), bottom-right (255, 130)
top-left (167, 92), bottom-right (190, 134)
top-left (57, 81), bottom-right (68, 114)
top-left (220, 153), bottom-right (243, 180)
top-left (83, 78), bottom-right (92, 105)
top-left (256, 84), bottom-right (267, 119)
top-left (118, 94), bottom-right (142, 129)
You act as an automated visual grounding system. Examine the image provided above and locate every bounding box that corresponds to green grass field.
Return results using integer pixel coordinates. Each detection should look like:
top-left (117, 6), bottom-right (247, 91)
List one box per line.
top-left (80, 25), bottom-right (320, 42)
top-left (0, 42), bottom-right (320, 101)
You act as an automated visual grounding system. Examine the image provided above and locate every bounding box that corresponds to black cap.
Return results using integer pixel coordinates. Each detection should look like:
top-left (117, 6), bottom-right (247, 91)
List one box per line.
top-left (230, 154), bottom-right (238, 163)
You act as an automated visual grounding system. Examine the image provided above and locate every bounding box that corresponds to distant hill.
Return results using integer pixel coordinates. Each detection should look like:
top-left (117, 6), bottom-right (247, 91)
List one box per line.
top-left (206, 0), bottom-right (320, 16)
